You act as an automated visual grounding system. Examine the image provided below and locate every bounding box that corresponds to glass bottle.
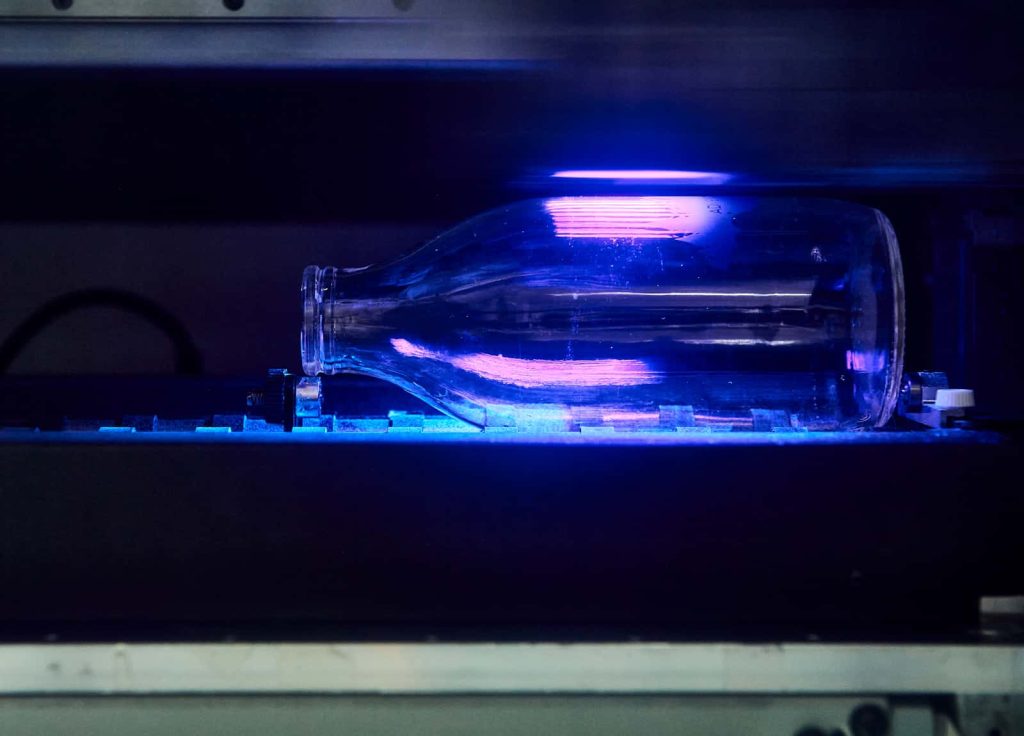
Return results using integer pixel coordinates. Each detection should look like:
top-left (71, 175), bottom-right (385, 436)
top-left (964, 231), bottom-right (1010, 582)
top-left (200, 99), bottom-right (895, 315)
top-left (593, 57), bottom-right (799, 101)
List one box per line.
top-left (302, 196), bottom-right (904, 431)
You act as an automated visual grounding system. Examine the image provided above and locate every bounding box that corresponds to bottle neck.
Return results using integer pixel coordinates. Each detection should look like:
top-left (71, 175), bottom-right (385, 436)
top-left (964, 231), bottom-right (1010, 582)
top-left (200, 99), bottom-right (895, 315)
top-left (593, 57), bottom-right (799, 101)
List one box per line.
top-left (302, 265), bottom-right (402, 375)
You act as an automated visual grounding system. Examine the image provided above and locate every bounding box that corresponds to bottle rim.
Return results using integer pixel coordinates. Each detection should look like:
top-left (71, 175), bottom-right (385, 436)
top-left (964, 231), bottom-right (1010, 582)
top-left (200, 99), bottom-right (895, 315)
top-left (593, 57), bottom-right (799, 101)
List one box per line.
top-left (301, 265), bottom-right (325, 376)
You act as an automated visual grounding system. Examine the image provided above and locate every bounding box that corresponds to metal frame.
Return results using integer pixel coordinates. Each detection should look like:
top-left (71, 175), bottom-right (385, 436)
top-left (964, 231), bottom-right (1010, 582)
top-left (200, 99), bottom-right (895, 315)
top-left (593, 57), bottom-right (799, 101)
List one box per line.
top-left (0, 0), bottom-right (531, 66)
top-left (0, 0), bottom-right (447, 20)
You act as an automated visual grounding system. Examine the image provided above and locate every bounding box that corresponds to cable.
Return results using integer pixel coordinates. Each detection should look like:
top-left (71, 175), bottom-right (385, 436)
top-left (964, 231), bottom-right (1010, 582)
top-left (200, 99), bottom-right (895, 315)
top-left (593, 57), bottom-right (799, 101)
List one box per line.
top-left (0, 288), bottom-right (203, 375)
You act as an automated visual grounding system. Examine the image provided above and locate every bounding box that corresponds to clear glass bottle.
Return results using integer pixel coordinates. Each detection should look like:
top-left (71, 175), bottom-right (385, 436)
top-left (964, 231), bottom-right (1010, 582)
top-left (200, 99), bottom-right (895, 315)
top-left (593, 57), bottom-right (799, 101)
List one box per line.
top-left (302, 196), bottom-right (904, 431)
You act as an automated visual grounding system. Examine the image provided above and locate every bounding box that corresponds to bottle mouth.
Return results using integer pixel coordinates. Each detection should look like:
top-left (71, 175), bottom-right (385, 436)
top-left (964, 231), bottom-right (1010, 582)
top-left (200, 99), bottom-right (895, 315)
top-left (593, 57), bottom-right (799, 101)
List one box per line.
top-left (301, 265), bottom-right (325, 375)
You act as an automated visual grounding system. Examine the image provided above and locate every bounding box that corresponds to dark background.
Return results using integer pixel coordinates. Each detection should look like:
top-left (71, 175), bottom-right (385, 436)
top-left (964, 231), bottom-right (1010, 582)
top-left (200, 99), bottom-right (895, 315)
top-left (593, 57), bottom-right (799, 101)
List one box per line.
top-left (1, 2), bottom-right (1022, 400)
top-left (0, 1), bottom-right (1021, 641)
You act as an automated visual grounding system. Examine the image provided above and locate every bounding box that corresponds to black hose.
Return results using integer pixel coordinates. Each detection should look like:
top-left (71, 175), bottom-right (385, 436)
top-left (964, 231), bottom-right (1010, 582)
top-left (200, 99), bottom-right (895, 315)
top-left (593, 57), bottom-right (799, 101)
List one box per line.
top-left (0, 288), bottom-right (203, 375)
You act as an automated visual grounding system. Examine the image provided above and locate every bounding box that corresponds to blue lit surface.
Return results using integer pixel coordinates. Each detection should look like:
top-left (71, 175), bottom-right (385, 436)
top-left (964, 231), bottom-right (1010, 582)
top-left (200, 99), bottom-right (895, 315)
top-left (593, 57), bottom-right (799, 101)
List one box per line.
top-left (0, 428), bottom-right (1000, 447)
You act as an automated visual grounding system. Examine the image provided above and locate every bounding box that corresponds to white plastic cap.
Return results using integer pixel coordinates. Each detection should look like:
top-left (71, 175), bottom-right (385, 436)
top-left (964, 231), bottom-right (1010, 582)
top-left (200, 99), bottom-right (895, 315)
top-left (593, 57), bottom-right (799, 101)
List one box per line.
top-left (933, 388), bottom-right (975, 409)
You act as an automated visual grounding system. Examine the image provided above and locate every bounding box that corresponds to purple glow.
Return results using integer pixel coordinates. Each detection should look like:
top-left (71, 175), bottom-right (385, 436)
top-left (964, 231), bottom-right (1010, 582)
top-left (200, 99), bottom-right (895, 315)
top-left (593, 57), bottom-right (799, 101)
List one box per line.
top-left (545, 196), bottom-right (717, 239)
top-left (552, 170), bottom-right (732, 185)
top-left (391, 338), bottom-right (658, 388)
top-left (846, 350), bottom-right (886, 372)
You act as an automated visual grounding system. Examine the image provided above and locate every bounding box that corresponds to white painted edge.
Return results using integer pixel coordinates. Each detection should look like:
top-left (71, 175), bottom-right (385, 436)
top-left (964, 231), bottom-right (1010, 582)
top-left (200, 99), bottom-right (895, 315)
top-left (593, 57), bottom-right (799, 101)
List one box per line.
top-left (0, 643), bottom-right (1021, 695)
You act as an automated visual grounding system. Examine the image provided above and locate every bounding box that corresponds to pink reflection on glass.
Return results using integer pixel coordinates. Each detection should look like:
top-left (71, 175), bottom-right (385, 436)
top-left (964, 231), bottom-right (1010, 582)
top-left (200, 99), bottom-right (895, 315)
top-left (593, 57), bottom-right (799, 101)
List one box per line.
top-left (693, 413), bottom-right (755, 428)
top-left (544, 196), bottom-right (715, 239)
top-left (601, 411), bottom-right (660, 423)
top-left (390, 338), bottom-right (435, 360)
top-left (391, 338), bottom-right (658, 389)
top-left (846, 350), bottom-right (886, 372)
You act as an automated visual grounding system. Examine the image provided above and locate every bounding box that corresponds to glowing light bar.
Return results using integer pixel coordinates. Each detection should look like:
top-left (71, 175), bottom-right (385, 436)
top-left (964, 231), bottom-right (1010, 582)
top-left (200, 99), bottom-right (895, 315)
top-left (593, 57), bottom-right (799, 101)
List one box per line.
top-left (553, 290), bottom-right (812, 299)
top-left (545, 196), bottom-right (715, 239)
top-left (552, 170), bottom-right (731, 185)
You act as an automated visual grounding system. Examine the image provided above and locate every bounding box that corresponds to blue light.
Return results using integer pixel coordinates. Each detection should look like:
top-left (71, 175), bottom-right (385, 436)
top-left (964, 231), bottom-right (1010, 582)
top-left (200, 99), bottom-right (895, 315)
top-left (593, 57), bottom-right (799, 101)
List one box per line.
top-left (551, 169), bottom-right (732, 185)
top-left (0, 428), bottom-right (1001, 447)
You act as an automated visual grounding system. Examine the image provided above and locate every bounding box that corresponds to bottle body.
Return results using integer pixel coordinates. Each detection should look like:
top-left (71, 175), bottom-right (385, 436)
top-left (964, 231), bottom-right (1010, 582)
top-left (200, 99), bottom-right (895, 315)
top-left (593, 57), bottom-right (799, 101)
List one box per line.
top-left (302, 196), bottom-right (904, 431)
